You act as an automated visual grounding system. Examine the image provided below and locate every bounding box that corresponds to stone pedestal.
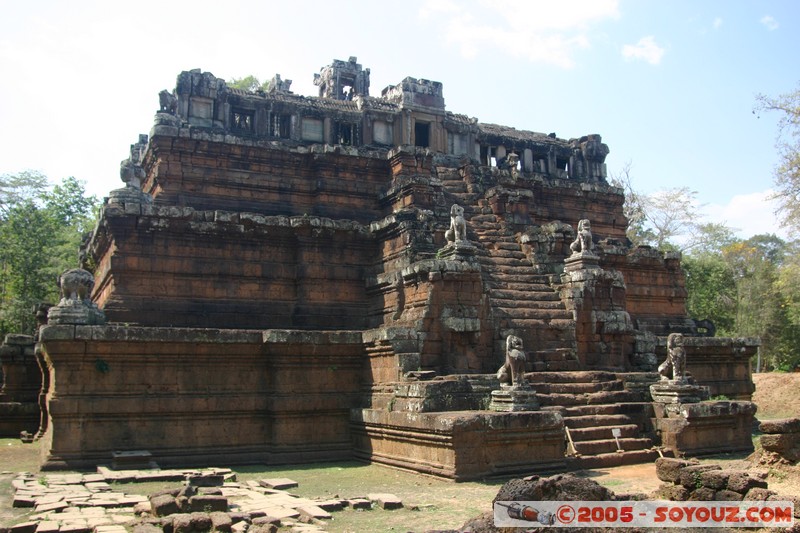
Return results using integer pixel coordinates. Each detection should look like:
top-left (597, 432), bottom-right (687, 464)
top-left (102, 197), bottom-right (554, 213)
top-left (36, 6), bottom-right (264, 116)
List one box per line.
top-left (564, 252), bottom-right (600, 272)
top-left (649, 380), bottom-right (709, 406)
top-left (438, 241), bottom-right (477, 261)
top-left (47, 300), bottom-right (106, 326)
top-left (651, 381), bottom-right (754, 456)
top-left (490, 384), bottom-right (540, 412)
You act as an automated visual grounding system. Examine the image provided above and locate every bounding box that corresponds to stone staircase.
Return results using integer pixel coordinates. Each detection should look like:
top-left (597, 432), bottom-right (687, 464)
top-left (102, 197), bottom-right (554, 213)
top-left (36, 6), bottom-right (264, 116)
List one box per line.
top-left (438, 171), bottom-right (663, 468)
top-left (439, 172), bottom-right (579, 371)
top-left (530, 371), bottom-right (663, 469)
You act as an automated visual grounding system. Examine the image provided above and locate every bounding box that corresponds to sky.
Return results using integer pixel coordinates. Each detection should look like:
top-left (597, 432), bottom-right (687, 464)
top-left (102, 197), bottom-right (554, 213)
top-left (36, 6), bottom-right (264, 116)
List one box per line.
top-left (1, 0), bottom-right (798, 241)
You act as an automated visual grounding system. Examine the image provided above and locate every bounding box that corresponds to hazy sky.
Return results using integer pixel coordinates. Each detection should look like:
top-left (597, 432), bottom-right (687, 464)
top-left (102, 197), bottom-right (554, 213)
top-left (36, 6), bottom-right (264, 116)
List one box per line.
top-left (1, 0), bottom-right (798, 240)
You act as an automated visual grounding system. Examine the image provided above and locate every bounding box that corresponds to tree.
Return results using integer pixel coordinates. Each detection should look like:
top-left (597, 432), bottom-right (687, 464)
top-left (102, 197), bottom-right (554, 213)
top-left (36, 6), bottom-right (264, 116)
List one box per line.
top-left (642, 186), bottom-right (702, 250)
top-left (755, 84), bottom-right (800, 234)
top-left (682, 253), bottom-right (737, 335)
top-left (0, 173), bottom-right (98, 337)
top-left (228, 75), bottom-right (267, 93)
top-left (611, 161), bottom-right (654, 247)
top-left (722, 235), bottom-right (798, 370)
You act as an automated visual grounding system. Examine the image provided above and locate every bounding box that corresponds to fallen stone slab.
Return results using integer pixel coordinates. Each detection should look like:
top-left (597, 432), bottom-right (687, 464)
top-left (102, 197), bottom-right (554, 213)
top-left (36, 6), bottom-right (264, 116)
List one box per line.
top-left (33, 521), bottom-right (59, 533)
top-left (34, 501), bottom-right (69, 513)
top-left (314, 499), bottom-right (344, 512)
top-left (82, 474), bottom-right (105, 484)
top-left (58, 520), bottom-right (91, 533)
top-left (344, 498), bottom-right (371, 510)
top-left (297, 504), bottom-right (332, 521)
top-left (8, 521), bottom-right (37, 533)
top-left (85, 481), bottom-right (112, 492)
top-left (187, 473), bottom-right (225, 487)
top-left (12, 494), bottom-right (36, 507)
top-left (367, 493), bottom-right (403, 510)
top-left (94, 526), bottom-right (128, 533)
top-left (258, 478), bottom-right (299, 490)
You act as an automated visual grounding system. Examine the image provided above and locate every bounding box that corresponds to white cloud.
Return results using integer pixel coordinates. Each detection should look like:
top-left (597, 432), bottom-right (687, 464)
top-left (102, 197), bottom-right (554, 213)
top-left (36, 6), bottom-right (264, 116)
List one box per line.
top-left (621, 36), bottom-right (665, 65)
top-left (712, 17), bottom-right (723, 30)
top-left (705, 190), bottom-right (788, 240)
top-left (418, 0), bottom-right (620, 68)
top-left (760, 15), bottom-right (779, 31)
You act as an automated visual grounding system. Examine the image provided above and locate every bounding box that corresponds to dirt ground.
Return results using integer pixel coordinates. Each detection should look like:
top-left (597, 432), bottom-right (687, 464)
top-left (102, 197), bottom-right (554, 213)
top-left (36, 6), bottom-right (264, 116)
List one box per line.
top-left (752, 372), bottom-right (800, 420)
top-left (0, 372), bottom-right (798, 531)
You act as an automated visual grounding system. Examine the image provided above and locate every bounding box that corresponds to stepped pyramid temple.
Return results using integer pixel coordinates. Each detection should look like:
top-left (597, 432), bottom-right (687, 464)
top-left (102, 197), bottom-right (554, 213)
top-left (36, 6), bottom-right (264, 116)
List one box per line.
top-left (2, 57), bottom-right (759, 479)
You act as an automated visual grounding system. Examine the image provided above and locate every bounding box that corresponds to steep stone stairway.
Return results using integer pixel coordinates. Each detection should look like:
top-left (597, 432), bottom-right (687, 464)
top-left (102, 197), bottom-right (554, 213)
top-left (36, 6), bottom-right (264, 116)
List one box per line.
top-left (438, 170), bottom-right (662, 468)
top-left (530, 371), bottom-right (663, 468)
top-left (438, 171), bottom-right (579, 371)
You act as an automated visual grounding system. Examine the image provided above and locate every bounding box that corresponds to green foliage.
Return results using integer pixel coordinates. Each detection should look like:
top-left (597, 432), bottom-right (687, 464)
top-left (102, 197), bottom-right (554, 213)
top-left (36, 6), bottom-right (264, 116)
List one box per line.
top-left (0, 172), bottom-right (98, 337)
top-left (682, 254), bottom-right (736, 335)
top-left (228, 75), bottom-right (269, 93)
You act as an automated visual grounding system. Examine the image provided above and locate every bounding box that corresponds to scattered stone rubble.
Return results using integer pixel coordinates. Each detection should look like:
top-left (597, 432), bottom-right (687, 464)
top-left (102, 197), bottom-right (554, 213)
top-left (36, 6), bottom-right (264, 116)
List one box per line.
top-left (655, 457), bottom-right (799, 510)
top-left (4, 467), bottom-right (403, 533)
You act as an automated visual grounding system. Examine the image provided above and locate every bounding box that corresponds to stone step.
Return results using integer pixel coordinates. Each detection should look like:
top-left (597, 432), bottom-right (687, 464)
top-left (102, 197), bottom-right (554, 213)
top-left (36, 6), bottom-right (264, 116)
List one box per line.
top-left (536, 390), bottom-right (639, 407)
top-left (492, 307), bottom-right (574, 320)
top-left (527, 371), bottom-right (619, 384)
top-left (563, 413), bottom-right (638, 429)
top-left (491, 298), bottom-right (565, 310)
top-left (483, 274), bottom-right (553, 285)
top-left (493, 242), bottom-right (525, 251)
top-left (531, 380), bottom-right (623, 394)
top-left (563, 402), bottom-right (653, 418)
top-left (486, 281), bottom-right (555, 292)
top-left (531, 360), bottom-right (583, 372)
top-left (567, 424), bottom-right (641, 442)
top-left (491, 288), bottom-right (562, 300)
top-left (496, 318), bottom-right (575, 331)
top-left (469, 214), bottom-right (499, 223)
top-left (484, 249), bottom-right (527, 260)
top-left (573, 437), bottom-right (653, 456)
top-left (570, 449), bottom-right (663, 470)
top-left (483, 257), bottom-right (531, 267)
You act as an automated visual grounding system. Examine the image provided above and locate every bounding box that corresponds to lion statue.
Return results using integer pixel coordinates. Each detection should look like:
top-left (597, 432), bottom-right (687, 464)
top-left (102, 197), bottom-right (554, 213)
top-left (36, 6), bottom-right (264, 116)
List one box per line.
top-left (445, 204), bottom-right (467, 244)
top-left (497, 335), bottom-right (527, 387)
top-left (658, 333), bottom-right (687, 382)
top-left (159, 89), bottom-right (178, 114)
top-left (569, 219), bottom-right (594, 255)
top-left (58, 268), bottom-right (95, 304)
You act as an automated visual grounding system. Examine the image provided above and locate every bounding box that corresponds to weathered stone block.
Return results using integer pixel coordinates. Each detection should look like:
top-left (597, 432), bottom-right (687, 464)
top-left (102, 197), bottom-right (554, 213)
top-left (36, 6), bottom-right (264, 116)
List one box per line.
top-left (188, 495), bottom-right (228, 513)
top-left (698, 470), bottom-right (729, 490)
top-left (726, 471), bottom-right (768, 494)
top-left (714, 489), bottom-right (743, 501)
top-left (687, 487), bottom-right (716, 501)
top-left (760, 433), bottom-right (793, 452)
top-left (678, 465), bottom-right (721, 489)
top-left (209, 511), bottom-right (233, 532)
top-left (759, 418), bottom-right (800, 434)
top-left (149, 494), bottom-right (180, 517)
top-left (655, 457), bottom-right (691, 483)
top-left (744, 487), bottom-right (776, 501)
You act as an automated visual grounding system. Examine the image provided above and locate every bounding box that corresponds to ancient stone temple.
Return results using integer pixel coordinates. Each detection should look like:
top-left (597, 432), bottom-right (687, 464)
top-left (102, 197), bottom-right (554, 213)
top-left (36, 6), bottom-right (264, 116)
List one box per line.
top-left (33, 57), bottom-right (758, 479)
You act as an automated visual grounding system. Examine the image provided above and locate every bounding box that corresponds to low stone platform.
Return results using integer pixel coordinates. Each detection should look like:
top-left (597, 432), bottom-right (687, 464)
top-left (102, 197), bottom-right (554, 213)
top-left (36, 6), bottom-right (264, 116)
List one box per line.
top-left (350, 408), bottom-right (566, 481)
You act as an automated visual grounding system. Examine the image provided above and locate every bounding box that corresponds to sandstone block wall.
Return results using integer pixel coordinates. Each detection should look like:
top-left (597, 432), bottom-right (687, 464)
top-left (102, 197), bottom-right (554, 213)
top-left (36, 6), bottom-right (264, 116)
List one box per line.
top-left (38, 325), bottom-right (363, 470)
